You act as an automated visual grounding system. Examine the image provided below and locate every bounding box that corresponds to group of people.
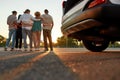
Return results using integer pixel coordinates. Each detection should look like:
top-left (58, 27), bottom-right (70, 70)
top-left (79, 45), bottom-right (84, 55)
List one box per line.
top-left (4, 9), bottom-right (54, 51)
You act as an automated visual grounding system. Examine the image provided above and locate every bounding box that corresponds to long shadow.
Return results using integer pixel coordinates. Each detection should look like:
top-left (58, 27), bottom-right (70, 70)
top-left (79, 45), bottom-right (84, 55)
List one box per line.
top-left (15, 51), bottom-right (80, 80)
top-left (0, 51), bottom-right (46, 75)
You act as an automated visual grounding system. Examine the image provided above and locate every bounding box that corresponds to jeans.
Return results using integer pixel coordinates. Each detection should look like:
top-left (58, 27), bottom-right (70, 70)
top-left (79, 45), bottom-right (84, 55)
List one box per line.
top-left (22, 28), bottom-right (32, 48)
top-left (5, 28), bottom-right (16, 48)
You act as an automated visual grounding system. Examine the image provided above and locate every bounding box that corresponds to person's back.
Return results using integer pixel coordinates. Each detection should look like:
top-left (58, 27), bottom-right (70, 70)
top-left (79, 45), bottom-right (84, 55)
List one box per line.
top-left (7, 14), bottom-right (17, 29)
top-left (15, 15), bottom-right (22, 50)
top-left (41, 9), bottom-right (54, 51)
top-left (17, 9), bottom-right (33, 51)
top-left (42, 14), bottom-right (53, 24)
top-left (18, 11), bottom-right (33, 29)
top-left (5, 11), bottom-right (17, 51)
top-left (31, 11), bottom-right (42, 51)
top-left (41, 13), bottom-right (53, 30)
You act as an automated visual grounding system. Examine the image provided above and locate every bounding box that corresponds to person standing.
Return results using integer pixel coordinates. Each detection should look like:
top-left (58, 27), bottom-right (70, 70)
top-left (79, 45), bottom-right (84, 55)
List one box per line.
top-left (5, 11), bottom-right (17, 51)
top-left (15, 14), bottom-right (22, 50)
top-left (31, 11), bottom-right (42, 51)
top-left (41, 9), bottom-right (54, 51)
top-left (18, 9), bottom-right (33, 51)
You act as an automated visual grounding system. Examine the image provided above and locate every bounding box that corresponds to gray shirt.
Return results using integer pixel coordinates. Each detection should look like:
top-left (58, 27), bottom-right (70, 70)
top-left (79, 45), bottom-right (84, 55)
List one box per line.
top-left (7, 15), bottom-right (17, 29)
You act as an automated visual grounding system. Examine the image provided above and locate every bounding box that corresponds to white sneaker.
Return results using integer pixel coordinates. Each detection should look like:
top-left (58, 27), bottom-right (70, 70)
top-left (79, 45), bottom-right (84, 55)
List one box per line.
top-left (15, 48), bottom-right (18, 51)
top-left (30, 48), bottom-right (33, 51)
top-left (18, 48), bottom-right (22, 51)
top-left (35, 48), bottom-right (40, 51)
top-left (24, 48), bottom-right (27, 51)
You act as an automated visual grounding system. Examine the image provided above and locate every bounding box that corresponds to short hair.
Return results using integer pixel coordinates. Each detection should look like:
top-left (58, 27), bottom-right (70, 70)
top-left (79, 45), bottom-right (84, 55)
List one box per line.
top-left (44, 9), bottom-right (49, 13)
top-left (12, 11), bottom-right (17, 14)
top-left (24, 9), bottom-right (30, 13)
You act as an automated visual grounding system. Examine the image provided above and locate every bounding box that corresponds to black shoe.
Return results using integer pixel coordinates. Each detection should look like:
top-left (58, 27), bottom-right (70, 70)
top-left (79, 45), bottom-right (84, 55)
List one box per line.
top-left (44, 49), bottom-right (48, 52)
top-left (50, 49), bottom-right (53, 51)
top-left (10, 48), bottom-right (14, 51)
top-left (50, 49), bottom-right (54, 52)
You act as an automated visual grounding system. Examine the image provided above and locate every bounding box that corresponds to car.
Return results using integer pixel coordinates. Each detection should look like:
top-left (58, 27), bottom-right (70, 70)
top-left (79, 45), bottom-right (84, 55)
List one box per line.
top-left (61, 0), bottom-right (120, 52)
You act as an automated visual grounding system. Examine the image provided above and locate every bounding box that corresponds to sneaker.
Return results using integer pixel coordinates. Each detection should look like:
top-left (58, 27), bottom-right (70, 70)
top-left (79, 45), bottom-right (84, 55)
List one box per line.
top-left (17, 48), bottom-right (22, 51)
top-left (44, 49), bottom-right (48, 52)
top-left (19, 48), bottom-right (22, 51)
top-left (10, 48), bottom-right (14, 51)
top-left (50, 49), bottom-right (53, 51)
top-left (4, 48), bottom-right (7, 51)
top-left (16, 48), bottom-right (19, 51)
top-left (24, 48), bottom-right (27, 51)
top-left (50, 50), bottom-right (53, 52)
top-left (30, 48), bottom-right (33, 51)
top-left (35, 48), bottom-right (40, 51)
top-left (50, 49), bottom-right (54, 52)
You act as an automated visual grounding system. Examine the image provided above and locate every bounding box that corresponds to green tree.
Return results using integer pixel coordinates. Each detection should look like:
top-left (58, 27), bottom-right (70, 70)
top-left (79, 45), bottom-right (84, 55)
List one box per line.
top-left (0, 35), bottom-right (6, 47)
top-left (56, 36), bottom-right (80, 47)
top-left (57, 36), bottom-right (66, 47)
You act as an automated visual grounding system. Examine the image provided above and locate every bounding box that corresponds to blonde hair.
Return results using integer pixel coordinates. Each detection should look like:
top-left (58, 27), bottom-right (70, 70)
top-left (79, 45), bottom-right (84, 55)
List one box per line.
top-left (34, 11), bottom-right (41, 18)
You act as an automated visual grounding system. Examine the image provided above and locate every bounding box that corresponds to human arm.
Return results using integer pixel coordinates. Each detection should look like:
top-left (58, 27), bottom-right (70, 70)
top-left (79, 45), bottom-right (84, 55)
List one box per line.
top-left (31, 16), bottom-right (42, 21)
top-left (21, 21), bottom-right (33, 26)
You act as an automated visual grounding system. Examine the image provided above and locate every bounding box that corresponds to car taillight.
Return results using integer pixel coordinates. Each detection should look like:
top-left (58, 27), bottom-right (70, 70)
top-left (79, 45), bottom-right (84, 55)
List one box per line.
top-left (88, 0), bottom-right (106, 8)
top-left (62, 1), bottom-right (66, 8)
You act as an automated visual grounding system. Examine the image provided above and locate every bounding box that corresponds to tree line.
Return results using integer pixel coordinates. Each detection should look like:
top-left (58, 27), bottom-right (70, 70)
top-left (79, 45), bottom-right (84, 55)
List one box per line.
top-left (0, 35), bottom-right (120, 47)
top-left (0, 35), bottom-right (6, 47)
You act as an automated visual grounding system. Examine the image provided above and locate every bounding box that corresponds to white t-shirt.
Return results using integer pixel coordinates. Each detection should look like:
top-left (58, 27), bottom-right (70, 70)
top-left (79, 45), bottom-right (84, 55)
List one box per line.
top-left (18, 13), bottom-right (34, 30)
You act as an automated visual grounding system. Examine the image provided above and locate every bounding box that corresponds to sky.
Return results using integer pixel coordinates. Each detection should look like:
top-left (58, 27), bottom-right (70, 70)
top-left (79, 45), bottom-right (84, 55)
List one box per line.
top-left (0, 0), bottom-right (63, 43)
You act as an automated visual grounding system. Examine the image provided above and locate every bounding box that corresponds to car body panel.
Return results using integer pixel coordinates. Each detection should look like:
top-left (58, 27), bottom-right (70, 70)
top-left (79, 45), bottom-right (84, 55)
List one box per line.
top-left (110, 0), bottom-right (120, 4)
top-left (61, 0), bottom-right (120, 51)
top-left (61, 0), bottom-right (120, 36)
top-left (62, 6), bottom-right (103, 35)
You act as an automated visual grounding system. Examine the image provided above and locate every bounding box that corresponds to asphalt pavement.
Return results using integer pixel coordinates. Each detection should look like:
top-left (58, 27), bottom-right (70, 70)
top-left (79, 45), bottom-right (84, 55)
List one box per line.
top-left (0, 47), bottom-right (120, 80)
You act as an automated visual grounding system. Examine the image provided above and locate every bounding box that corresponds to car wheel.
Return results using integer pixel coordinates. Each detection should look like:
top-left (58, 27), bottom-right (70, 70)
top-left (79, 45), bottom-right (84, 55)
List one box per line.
top-left (82, 40), bottom-right (110, 52)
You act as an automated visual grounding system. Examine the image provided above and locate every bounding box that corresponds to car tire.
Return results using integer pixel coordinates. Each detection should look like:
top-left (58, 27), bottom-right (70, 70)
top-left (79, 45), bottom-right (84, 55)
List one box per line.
top-left (82, 40), bottom-right (110, 52)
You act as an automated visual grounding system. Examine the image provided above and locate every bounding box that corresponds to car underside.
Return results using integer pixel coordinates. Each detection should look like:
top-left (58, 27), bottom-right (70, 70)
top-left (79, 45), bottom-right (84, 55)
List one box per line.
top-left (61, 0), bottom-right (120, 52)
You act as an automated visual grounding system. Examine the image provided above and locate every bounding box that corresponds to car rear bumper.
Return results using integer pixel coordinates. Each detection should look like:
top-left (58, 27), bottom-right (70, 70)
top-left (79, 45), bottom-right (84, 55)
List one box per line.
top-left (61, 4), bottom-right (120, 36)
top-left (62, 19), bottom-right (102, 36)
top-left (61, 7), bottom-right (103, 36)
